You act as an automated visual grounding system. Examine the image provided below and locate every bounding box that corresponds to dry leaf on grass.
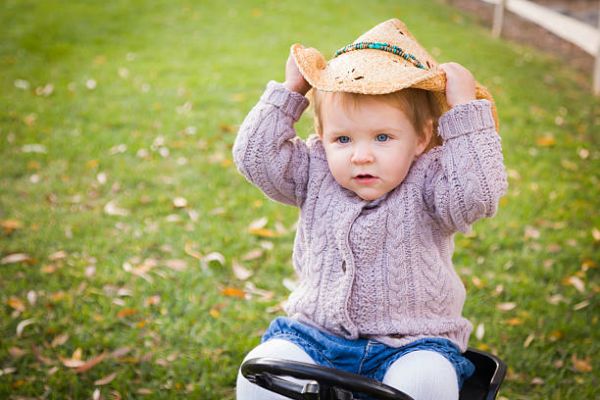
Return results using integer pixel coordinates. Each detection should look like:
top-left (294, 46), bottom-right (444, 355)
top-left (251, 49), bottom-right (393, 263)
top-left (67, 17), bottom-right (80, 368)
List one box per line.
top-left (9, 347), bottom-right (26, 359)
top-left (563, 276), bottom-right (585, 293)
top-left (104, 201), bottom-right (129, 216)
top-left (51, 333), bottom-right (69, 348)
top-left (16, 318), bottom-right (35, 337)
top-left (221, 287), bottom-right (246, 298)
top-left (496, 302), bottom-right (517, 312)
top-left (1, 253), bottom-right (33, 265)
top-left (242, 249), bottom-right (263, 261)
top-left (109, 347), bottom-right (131, 359)
top-left (571, 354), bottom-right (592, 373)
top-left (165, 259), bottom-right (187, 271)
top-left (475, 323), bottom-right (485, 340)
top-left (117, 308), bottom-right (138, 318)
top-left (232, 260), bottom-right (253, 280)
top-left (1, 219), bottom-right (23, 234)
top-left (95, 372), bottom-right (118, 386)
top-left (7, 296), bottom-right (26, 312)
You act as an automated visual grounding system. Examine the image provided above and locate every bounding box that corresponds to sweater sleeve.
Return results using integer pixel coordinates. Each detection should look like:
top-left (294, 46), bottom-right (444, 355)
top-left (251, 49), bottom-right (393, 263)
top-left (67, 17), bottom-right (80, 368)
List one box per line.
top-left (233, 81), bottom-right (311, 207)
top-left (424, 100), bottom-right (508, 233)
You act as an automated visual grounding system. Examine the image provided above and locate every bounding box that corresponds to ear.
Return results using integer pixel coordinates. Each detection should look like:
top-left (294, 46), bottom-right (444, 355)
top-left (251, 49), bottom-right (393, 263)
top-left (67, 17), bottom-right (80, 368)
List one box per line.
top-left (415, 119), bottom-right (434, 156)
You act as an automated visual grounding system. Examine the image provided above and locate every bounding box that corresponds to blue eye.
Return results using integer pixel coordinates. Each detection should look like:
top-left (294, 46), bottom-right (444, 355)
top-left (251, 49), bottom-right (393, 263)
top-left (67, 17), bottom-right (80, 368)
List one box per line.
top-left (376, 133), bottom-right (390, 142)
top-left (337, 136), bottom-right (351, 144)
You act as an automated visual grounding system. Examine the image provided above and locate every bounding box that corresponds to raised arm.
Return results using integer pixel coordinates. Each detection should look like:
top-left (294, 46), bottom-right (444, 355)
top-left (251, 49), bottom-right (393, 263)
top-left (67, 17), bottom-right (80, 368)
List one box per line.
top-left (233, 81), bottom-right (311, 207)
top-left (424, 63), bottom-right (508, 232)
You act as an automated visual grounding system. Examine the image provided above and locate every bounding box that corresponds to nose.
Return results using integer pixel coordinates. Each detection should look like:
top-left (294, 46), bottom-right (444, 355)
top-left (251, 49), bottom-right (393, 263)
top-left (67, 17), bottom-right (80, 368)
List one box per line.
top-left (350, 143), bottom-right (374, 165)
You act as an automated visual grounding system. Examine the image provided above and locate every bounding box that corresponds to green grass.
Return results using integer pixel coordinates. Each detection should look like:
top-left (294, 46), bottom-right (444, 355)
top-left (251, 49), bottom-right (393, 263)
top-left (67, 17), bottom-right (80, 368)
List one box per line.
top-left (1, 0), bottom-right (598, 398)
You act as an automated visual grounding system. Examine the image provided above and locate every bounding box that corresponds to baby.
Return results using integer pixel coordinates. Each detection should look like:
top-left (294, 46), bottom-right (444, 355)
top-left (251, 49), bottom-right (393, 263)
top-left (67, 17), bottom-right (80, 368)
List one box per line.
top-left (233, 19), bottom-right (507, 400)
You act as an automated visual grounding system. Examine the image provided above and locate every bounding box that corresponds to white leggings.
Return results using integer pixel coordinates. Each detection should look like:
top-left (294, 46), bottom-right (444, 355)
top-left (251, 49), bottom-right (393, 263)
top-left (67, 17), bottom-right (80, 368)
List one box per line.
top-left (236, 339), bottom-right (459, 400)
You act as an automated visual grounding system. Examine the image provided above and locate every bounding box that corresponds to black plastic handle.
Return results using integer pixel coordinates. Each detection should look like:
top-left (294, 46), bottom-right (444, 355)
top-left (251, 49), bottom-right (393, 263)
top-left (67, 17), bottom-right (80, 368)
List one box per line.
top-left (242, 357), bottom-right (414, 400)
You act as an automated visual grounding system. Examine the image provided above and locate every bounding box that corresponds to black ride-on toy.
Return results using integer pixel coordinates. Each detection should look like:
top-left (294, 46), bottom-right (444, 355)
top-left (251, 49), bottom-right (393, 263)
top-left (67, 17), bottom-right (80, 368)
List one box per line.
top-left (241, 347), bottom-right (506, 400)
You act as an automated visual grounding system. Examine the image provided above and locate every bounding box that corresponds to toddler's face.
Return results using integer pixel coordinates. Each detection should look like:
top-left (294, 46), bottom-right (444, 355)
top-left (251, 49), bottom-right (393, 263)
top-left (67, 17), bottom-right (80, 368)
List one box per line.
top-left (320, 96), bottom-right (429, 201)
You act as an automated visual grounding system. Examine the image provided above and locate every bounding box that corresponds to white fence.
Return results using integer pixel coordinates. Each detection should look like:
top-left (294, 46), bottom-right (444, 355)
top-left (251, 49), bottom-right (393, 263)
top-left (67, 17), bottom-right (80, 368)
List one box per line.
top-left (480, 0), bottom-right (600, 95)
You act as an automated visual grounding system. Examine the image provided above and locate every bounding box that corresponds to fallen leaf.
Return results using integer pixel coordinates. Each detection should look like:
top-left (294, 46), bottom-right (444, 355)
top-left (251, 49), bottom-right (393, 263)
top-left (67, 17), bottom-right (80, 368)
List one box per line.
top-left (232, 260), bottom-right (253, 280)
top-left (241, 249), bottom-right (264, 261)
top-left (573, 300), bottom-right (590, 310)
top-left (549, 330), bottom-right (564, 342)
top-left (16, 319), bottom-right (35, 337)
top-left (475, 323), bottom-right (485, 340)
top-left (523, 334), bottom-right (535, 348)
top-left (7, 296), bottom-right (25, 312)
top-left (248, 217), bottom-right (268, 231)
top-left (1, 253), bottom-right (33, 265)
top-left (8, 347), bottom-right (26, 359)
top-left (75, 352), bottom-right (107, 373)
top-left (165, 259), bottom-right (187, 271)
top-left (244, 282), bottom-right (274, 301)
top-left (144, 295), bottom-right (161, 307)
top-left (27, 290), bottom-right (37, 305)
top-left (496, 302), bottom-right (517, 311)
top-left (563, 276), bottom-right (585, 293)
top-left (95, 372), bottom-right (118, 386)
top-left (0, 368), bottom-right (16, 376)
top-left (184, 242), bottom-right (203, 260)
top-left (592, 228), bottom-right (600, 242)
top-left (536, 135), bottom-right (555, 147)
top-left (117, 308), bottom-right (138, 318)
top-left (221, 287), bottom-right (246, 298)
top-left (21, 143), bottom-right (45, 153)
top-left (203, 252), bottom-right (225, 266)
top-left (14, 79), bottom-right (30, 90)
top-left (51, 333), bottom-right (69, 348)
top-left (104, 201), bottom-right (129, 216)
top-left (31, 345), bottom-right (54, 365)
top-left (524, 226), bottom-right (540, 240)
top-left (546, 293), bottom-right (564, 305)
top-left (48, 250), bottom-right (67, 261)
top-left (248, 228), bottom-right (278, 238)
top-left (109, 347), bottom-right (131, 359)
top-left (1, 219), bottom-right (23, 234)
top-left (60, 357), bottom-right (86, 368)
top-left (505, 318), bottom-right (523, 326)
top-left (41, 264), bottom-right (58, 273)
top-left (173, 197), bottom-right (188, 208)
top-left (560, 159), bottom-right (578, 171)
top-left (571, 354), bottom-right (592, 373)
top-left (72, 348), bottom-right (83, 360)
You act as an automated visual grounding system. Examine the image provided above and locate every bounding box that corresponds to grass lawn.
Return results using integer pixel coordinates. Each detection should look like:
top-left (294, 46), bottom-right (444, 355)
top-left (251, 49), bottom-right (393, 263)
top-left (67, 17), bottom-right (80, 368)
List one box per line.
top-left (1, 0), bottom-right (598, 398)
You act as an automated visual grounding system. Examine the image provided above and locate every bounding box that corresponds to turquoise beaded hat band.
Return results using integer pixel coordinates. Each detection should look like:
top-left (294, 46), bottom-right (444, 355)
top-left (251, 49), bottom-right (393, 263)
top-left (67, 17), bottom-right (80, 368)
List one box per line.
top-left (334, 41), bottom-right (428, 70)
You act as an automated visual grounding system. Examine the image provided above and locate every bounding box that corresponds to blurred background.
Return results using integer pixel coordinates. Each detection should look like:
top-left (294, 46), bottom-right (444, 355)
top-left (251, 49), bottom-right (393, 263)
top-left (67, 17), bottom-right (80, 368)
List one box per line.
top-left (1, 0), bottom-right (598, 399)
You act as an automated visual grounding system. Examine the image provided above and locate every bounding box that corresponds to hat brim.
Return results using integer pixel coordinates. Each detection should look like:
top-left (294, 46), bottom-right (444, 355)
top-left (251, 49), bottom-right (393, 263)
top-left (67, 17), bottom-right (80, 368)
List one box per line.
top-left (291, 43), bottom-right (499, 130)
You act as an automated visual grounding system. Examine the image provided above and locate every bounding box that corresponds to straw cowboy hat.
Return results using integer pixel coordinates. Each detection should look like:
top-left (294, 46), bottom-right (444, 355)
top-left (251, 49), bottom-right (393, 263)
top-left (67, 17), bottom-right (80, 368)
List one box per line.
top-left (291, 18), bottom-right (499, 129)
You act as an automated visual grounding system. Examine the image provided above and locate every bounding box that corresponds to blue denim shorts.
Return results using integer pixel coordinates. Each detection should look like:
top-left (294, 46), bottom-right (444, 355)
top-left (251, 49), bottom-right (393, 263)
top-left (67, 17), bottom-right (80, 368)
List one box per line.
top-left (262, 317), bottom-right (474, 388)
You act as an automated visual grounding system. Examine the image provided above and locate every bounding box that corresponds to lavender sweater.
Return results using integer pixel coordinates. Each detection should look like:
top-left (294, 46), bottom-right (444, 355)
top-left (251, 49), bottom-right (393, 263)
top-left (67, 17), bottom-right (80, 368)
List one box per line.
top-left (233, 81), bottom-right (507, 351)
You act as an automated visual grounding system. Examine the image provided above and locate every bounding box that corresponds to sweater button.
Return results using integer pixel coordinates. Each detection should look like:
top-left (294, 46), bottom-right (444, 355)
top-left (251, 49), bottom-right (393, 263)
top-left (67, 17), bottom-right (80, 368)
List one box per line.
top-left (341, 261), bottom-right (346, 272)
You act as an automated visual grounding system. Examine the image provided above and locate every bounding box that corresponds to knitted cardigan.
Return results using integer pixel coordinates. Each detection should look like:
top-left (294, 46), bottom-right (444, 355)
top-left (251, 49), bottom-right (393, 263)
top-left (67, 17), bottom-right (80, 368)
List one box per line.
top-left (233, 81), bottom-right (507, 351)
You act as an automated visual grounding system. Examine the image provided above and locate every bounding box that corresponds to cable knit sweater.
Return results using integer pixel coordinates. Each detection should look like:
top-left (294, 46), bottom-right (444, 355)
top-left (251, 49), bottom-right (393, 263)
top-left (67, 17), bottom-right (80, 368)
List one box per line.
top-left (233, 81), bottom-right (507, 352)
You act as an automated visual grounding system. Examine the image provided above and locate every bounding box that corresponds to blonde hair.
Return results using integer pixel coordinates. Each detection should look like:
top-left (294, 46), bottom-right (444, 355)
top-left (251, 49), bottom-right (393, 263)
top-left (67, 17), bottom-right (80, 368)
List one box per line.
top-left (310, 88), bottom-right (442, 151)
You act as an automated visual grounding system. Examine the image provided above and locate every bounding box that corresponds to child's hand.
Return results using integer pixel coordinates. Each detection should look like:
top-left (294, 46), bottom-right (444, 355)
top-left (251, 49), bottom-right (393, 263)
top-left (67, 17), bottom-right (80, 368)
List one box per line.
top-left (283, 51), bottom-right (311, 96)
top-left (439, 62), bottom-right (476, 107)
